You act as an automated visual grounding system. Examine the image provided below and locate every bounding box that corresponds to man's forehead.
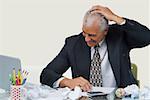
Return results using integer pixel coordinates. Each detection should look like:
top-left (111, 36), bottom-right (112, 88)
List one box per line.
top-left (83, 24), bottom-right (100, 33)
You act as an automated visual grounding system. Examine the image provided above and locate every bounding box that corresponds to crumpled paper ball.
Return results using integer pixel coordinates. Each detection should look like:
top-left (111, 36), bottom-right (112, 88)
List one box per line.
top-left (115, 84), bottom-right (139, 99)
top-left (124, 84), bottom-right (139, 99)
top-left (115, 88), bottom-right (125, 98)
top-left (68, 86), bottom-right (82, 100)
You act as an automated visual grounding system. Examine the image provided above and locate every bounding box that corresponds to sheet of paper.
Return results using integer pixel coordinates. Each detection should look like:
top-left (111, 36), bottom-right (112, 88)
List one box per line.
top-left (90, 87), bottom-right (115, 94)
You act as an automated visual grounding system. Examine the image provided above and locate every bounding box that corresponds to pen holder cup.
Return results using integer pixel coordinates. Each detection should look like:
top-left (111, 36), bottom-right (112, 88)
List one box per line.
top-left (10, 85), bottom-right (27, 100)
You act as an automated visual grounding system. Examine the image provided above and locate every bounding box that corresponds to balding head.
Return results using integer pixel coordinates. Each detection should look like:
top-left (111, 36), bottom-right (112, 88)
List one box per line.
top-left (83, 10), bottom-right (109, 32)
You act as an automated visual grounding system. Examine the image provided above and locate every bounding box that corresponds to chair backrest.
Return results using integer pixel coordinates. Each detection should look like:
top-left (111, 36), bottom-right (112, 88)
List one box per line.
top-left (131, 63), bottom-right (140, 87)
top-left (0, 55), bottom-right (21, 91)
top-left (131, 63), bottom-right (137, 80)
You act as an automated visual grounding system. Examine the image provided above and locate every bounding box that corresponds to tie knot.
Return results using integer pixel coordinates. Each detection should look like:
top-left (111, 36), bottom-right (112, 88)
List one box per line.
top-left (94, 44), bottom-right (100, 50)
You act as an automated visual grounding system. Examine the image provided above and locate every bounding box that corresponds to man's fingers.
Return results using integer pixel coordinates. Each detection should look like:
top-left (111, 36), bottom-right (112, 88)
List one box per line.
top-left (79, 77), bottom-right (89, 83)
top-left (90, 5), bottom-right (107, 13)
top-left (89, 5), bottom-right (117, 21)
top-left (91, 10), bottom-right (103, 14)
top-left (89, 6), bottom-right (106, 16)
top-left (64, 77), bottom-right (91, 92)
top-left (77, 77), bottom-right (92, 91)
top-left (79, 85), bottom-right (88, 92)
top-left (83, 84), bottom-right (91, 92)
top-left (91, 5), bottom-right (104, 10)
top-left (79, 77), bottom-right (91, 86)
top-left (79, 83), bottom-right (91, 92)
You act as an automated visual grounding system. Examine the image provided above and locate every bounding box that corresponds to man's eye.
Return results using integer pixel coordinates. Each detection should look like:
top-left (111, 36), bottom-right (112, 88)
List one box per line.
top-left (88, 34), bottom-right (96, 37)
top-left (82, 31), bottom-right (96, 37)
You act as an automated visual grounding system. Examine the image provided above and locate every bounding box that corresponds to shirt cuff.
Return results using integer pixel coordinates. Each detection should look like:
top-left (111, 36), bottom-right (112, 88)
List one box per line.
top-left (119, 19), bottom-right (126, 25)
top-left (53, 77), bottom-right (65, 88)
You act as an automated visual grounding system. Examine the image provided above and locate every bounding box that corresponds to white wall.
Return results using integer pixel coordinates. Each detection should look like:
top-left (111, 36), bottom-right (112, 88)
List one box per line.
top-left (0, 0), bottom-right (2, 50)
top-left (148, 1), bottom-right (150, 86)
top-left (0, 0), bottom-right (149, 87)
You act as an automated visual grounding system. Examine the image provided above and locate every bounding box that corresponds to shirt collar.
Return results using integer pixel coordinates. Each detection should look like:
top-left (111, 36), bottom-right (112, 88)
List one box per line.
top-left (98, 38), bottom-right (105, 47)
top-left (91, 38), bottom-right (105, 50)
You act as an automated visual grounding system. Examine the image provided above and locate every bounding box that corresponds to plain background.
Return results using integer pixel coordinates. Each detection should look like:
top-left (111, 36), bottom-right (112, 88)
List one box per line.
top-left (0, 0), bottom-right (150, 88)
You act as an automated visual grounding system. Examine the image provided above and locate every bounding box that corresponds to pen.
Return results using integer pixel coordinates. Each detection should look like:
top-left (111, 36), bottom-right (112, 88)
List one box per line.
top-left (22, 78), bottom-right (27, 85)
top-left (18, 69), bottom-right (22, 85)
top-left (19, 74), bottom-right (23, 85)
top-left (18, 69), bottom-right (21, 78)
top-left (21, 70), bottom-right (29, 85)
top-left (10, 69), bottom-right (28, 85)
top-left (12, 68), bottom-right (16, 85)
top-left (9, 74), bottom-right (13, 85)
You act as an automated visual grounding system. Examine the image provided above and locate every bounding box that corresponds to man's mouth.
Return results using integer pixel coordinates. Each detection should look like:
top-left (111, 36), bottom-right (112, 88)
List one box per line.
top-left (87, 40), bottom-right (97, 44)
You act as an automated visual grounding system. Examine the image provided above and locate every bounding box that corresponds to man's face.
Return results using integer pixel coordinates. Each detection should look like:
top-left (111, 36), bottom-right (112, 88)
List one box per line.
top-left (82, 24), bottom-right (107, 47)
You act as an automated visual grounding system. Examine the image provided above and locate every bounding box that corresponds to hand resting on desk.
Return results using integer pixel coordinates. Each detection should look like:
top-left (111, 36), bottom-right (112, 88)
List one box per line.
top-left (59, 76), bottom-right (92, 92)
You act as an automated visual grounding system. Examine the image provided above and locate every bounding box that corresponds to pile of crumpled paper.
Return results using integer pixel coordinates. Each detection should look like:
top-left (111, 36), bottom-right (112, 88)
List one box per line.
top-left (24, 83), bottom-right (87, 100)
top-left (140, 86), bottom-right (150, 99)
top-left (115, 84), bottom-right (150, 99)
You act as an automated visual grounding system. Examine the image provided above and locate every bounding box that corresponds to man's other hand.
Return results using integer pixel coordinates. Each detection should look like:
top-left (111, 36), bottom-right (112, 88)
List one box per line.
top-left (90, 5), bottom-right (125, 25)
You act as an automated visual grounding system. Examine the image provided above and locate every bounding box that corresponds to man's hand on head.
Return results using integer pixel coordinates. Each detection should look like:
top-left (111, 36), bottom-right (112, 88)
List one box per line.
top-left (59, 77), bottom-right (92, 92)
top-left (90, 5), bottom-right (125, 25)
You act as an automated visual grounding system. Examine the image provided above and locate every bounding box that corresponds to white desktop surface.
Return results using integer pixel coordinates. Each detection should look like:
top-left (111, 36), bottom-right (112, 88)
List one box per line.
top-left (0, 84), bottom-right (142, 100)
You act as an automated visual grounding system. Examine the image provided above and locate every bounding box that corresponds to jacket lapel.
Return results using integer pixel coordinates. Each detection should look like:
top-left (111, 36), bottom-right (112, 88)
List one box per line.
top-left (74, 35), bottom-right (91, 80)
top-left (106, 29), bottom-right (121, 86)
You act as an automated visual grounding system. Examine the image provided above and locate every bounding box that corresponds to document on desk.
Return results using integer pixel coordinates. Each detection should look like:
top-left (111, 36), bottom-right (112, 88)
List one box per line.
top-left (88, 87), bottom-right (115, 96)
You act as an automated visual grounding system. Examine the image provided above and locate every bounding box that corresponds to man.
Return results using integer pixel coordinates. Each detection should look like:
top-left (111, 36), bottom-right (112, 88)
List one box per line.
top-left (40, 5), bottom-right (150, 92)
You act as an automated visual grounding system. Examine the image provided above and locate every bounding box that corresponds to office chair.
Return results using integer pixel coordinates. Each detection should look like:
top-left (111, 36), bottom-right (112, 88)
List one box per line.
top-left (131, 63), bottom-right (140, 87)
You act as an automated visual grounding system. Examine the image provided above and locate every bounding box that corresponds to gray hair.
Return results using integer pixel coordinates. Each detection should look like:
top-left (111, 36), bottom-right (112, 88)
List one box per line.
top-left (83, 10), bottom-right (109, 32)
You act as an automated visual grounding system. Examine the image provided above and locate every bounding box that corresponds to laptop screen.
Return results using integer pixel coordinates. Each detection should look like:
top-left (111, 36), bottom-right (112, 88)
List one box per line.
top-left (0, 55), bottom-right (21, 91)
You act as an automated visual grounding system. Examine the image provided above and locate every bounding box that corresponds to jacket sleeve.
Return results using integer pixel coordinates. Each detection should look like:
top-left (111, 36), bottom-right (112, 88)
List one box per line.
top-left (120, 18), bottom-right (150, 49)
top-left (40, 38), bottom-right (70, 87)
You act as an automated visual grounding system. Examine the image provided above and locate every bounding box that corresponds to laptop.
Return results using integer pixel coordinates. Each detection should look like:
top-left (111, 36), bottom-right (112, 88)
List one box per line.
top-left (0, 55), bottom-right (21, 91)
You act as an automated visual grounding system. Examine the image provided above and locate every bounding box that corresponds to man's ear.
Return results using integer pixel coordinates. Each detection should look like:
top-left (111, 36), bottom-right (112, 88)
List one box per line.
top-left (104, 29), bottom-right (108, 35)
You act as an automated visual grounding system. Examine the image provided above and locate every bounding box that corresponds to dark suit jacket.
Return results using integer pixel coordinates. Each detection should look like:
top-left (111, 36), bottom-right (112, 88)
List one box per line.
top-left (40, 19), bottom-right (150, 87)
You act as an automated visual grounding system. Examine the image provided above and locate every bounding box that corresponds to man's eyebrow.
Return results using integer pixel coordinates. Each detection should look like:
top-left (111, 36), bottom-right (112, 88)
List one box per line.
top-left (82, 30), bottom-right (86, 33)
top-left (83, 30), bottom-right (90, 34)
top-left (83, 31), bottom-right (97, 36)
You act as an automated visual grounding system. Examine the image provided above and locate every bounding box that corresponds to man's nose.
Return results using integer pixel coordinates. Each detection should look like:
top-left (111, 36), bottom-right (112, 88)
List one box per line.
top-left (85, 35), bottom-right (91, 42)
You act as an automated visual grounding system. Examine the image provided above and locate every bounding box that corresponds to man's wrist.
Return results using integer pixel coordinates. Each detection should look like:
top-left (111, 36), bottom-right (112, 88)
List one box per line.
top-left (59, 78), bottom-right (71, 88)
top-left (113, 15), bottom-right (125, 25)
top-left (53, 77), bottom-right (65, 88)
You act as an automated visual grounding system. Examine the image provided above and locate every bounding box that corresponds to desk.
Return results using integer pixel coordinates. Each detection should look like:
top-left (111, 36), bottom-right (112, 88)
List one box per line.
top-left (0, 83), bottom-right (138, 100)
top-left (0, 92), bottom-right (9, 100)
top-left (0, 92), bottom-right (135, 100)
top-left (0, 95), bottom-right (132, 100)
top-left (0, 94), bottom-right (138, 100)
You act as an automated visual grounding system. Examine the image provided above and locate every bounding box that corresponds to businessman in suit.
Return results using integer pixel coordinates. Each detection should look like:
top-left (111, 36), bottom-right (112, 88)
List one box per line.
top-left (40, 5), bottom-right (150, 91)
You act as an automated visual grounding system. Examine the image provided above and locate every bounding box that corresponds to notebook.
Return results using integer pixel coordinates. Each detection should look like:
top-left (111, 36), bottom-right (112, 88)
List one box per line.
top-left (0, 55), bottom-right (21, 91)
